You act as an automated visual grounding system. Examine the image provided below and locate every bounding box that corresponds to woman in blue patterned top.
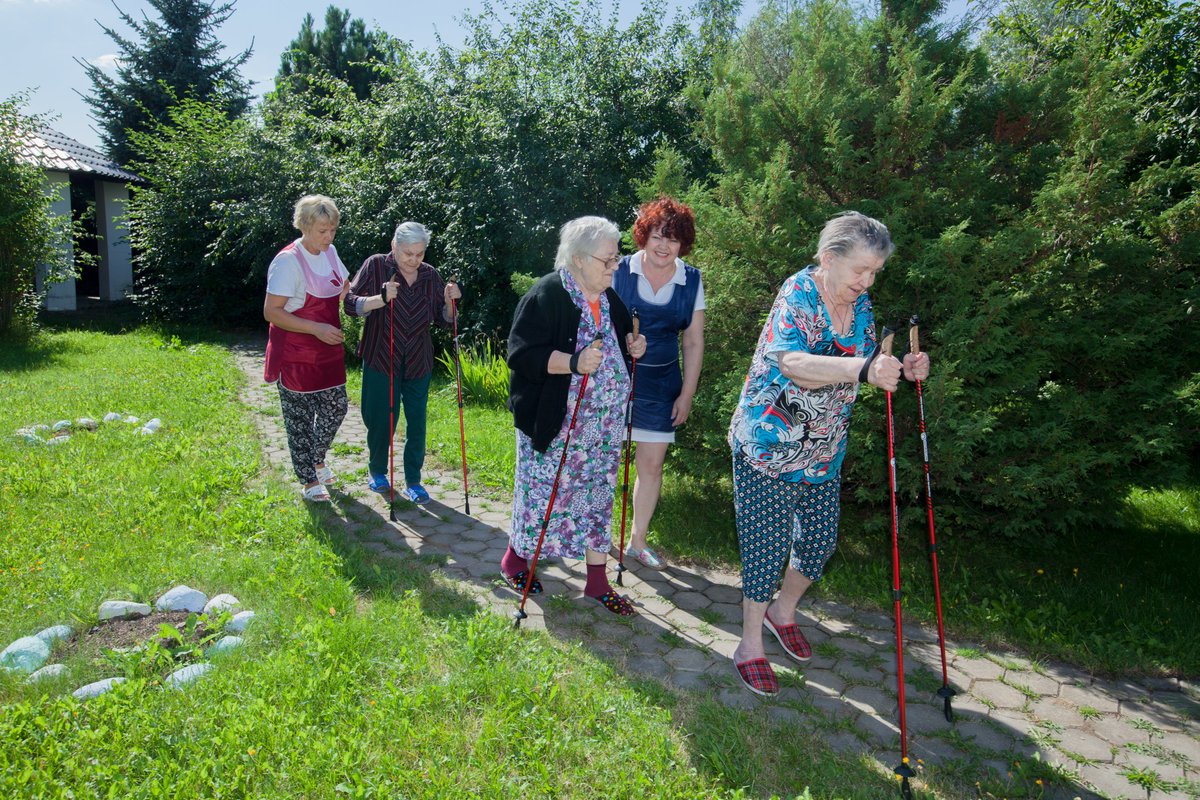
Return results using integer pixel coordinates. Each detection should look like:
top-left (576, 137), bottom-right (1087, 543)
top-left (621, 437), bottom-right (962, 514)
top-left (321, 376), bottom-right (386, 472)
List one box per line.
top-left (726, 211), bottom-right (930, 696)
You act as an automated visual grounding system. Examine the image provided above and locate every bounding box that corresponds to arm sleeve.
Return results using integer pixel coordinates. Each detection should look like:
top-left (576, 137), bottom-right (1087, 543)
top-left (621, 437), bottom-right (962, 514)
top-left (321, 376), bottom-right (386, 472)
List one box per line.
top-left (344, 256), bottom-right (380, 317)
top-left (764, 278), bottom-right (814, 362)
top-left (430, 267), bottom-right (452, 329)
top-left (694, 275), bottom-right (706, 312)
top-left (507, 287), bottom-right (557, 381)
top-left (265, 253), bottom-right (302, 300)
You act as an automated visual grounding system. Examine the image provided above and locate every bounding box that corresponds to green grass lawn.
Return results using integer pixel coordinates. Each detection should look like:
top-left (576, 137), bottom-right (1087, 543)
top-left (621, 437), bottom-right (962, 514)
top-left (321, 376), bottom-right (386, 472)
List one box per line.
top-left (2, 327), bottom-right (945, 799)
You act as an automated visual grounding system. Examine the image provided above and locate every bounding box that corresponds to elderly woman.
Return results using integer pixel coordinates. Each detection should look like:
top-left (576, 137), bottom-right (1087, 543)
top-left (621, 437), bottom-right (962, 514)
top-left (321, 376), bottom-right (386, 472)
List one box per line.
top-left (612, 196), bottom-right (705, 570)
top-left (263, 194), bottom-right (351, 502)
top-left (504, 216), bottom-right (647, 616)
top-left (727, 211), bottom-right (930, 696)
top-left (344, 222), bottom-right (461, 504)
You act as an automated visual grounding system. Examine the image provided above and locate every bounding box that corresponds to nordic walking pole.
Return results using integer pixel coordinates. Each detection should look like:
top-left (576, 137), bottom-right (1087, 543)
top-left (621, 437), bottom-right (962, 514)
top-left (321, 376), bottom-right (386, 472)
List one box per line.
top-left (882, 327), bottom-right (916, 800)
top-left (514, 336), bottom-right (603, 629)
top-left (451, 278), bottom-right (471, 516)
top-left (387, 272), bottom-right (397, 523)
top-left (615, 309), bottom-right (640, 587)
top-left (909, 315), bottom-right (956, 723)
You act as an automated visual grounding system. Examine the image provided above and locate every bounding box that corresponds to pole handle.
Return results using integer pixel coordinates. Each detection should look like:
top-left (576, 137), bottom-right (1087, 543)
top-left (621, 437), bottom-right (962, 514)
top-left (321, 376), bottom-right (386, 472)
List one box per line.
top-left (632, 307), bottom-right (640, 338)
top-left (880, 327), bottom-right (896, 357)
top-left (908, 315), bottom-right (920, 355)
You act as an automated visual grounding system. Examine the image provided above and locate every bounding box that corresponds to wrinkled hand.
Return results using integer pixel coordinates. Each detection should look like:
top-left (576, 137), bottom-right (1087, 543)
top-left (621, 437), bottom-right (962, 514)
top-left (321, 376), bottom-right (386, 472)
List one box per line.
top-left (444, 281), bottom-right (462, 304)
top-left (671, 393), bottom-right (693, 427)
top-left (626, 333), bottom-right (646, 360)
top-left (313, 323), bottom-right (344, 346)
top-left (903, 352), bottom-right (930, 381)
top-left (869, 355), bottom-right (902, 392)
top-left (382, 279), bottom-right (399, 303)
top-left (575, 341), bottom-right (603, 374)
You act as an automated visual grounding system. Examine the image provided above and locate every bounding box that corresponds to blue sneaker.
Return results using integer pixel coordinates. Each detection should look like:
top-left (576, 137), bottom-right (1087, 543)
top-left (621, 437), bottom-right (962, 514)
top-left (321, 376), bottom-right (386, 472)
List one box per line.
top-left (405, 484), bottom-right (430, 504)
top-left (367, 474), bottom-right (391, 494)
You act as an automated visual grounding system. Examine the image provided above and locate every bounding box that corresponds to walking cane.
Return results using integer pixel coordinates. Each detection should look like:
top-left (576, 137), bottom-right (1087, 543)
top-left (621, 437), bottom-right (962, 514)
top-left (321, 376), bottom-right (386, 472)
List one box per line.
top-left (909, 315), bottom-right (956, 722)
top-left (514, 337), bottom-right (603, 629)
top-left (881, 327), bottom-right (916, 800)
top-left (451, 279), bottom-right (471, 515)
top-left (386, 272), bottom-right (397, 523)
top-left (615, 309), bottom-right (640, 587)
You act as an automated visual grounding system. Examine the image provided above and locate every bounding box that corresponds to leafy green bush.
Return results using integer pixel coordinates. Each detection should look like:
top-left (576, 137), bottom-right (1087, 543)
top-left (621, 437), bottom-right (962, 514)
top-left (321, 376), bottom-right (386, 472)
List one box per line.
top-left (437, 340), bottom-right (510, 408)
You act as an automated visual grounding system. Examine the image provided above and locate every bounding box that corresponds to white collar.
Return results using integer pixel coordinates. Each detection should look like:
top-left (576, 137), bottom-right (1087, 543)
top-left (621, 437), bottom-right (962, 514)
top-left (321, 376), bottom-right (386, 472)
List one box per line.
top-left (631, 251), bottom-right (686, 286)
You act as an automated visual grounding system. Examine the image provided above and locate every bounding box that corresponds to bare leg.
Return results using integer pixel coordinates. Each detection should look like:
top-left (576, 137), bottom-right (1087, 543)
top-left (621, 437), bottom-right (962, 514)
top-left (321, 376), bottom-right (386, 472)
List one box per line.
top-left (767, 567), bottom-right (813, 626)
top-left (733, 596), bottom-right (769, 662)
top-left (584, 549), bottom-right (607, 566)
top-left (630, 441), bottom-right (668, 552)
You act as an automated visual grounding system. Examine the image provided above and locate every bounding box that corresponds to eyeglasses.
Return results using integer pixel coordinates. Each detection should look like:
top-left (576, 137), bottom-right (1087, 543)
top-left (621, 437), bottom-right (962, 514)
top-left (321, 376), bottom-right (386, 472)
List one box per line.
top-left (588, 254), bottom-right (621, 268)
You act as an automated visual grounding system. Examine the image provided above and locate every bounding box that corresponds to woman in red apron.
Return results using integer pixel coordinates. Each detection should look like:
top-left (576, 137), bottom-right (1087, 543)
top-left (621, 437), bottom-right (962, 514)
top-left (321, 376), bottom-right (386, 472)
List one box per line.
top-left (263, 195), bottom-right (350, 502)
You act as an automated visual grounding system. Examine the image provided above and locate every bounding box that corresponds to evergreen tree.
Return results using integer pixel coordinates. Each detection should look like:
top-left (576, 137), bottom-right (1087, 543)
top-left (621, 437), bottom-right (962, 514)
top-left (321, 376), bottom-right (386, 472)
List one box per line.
top-left (78, 0), bottom-right (253, 164)
top-left (276, 7), bottom-right (400, 100)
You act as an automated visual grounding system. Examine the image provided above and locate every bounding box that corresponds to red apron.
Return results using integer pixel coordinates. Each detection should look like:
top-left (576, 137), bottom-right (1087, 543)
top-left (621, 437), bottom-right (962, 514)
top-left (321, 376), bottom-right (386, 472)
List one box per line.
top-left (264, 242), bottom-right (347, 392)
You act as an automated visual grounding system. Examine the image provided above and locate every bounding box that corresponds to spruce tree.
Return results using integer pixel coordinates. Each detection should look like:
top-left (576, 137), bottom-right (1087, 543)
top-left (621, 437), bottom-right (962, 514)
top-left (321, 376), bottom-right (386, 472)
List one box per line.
top-left (276, 6), bottom-right (399, 101)
top-left (78, 0), bottom-right (253, 164)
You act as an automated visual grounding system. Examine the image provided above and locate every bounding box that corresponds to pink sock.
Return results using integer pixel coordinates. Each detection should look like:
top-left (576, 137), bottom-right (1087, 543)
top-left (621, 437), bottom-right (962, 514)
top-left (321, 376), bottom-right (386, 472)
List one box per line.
top-left (583, 563), bottom-right (611, 598)
top-left (501, 545), bottom-right (528, 578)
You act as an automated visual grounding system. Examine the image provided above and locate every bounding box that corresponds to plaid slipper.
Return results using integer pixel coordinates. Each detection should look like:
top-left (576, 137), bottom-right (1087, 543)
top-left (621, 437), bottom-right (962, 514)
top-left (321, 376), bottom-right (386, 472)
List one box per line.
top-left (735, 657), bottom-right (779, 697)
top-left (592, 590), bottom-right (636, 617)
top-left (501, 570), bottom-right (542, 595)
top-left (763, 611), bottom-right (812, 662)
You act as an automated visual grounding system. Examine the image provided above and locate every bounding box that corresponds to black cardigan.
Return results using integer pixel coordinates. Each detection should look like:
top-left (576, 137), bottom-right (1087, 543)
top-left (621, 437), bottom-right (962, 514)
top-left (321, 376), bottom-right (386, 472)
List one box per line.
top-left (507, 271), bottom-right (633, 452)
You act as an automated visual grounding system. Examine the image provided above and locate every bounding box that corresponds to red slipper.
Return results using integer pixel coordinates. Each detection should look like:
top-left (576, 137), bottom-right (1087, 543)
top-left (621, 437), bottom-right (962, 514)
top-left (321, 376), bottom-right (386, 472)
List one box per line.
top-left (735, 657), bottom-right (779, 696)
top-left (500, 570), bottom-right (542, 595)
top-left (763, 611), bottom-right (811, 662)
top-left (592, 590), bottom-right (636, 617)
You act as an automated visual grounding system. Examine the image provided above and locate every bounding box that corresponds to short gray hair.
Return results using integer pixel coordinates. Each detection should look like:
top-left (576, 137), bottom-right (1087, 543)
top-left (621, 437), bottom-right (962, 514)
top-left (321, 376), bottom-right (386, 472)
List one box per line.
top-left (293, 194), bottom-right (340, 231)
top-left (554, 216), bottom-right (620, 271)
top-left (393, 221), bottom-right (431, 247)
top-left (814, 211), bottom-right (895, 263)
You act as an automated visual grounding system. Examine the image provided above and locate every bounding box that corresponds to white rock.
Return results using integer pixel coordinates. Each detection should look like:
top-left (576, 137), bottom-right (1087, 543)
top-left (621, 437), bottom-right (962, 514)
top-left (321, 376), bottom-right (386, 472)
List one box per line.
top-left (34, 625), bottom-right (73, 646)
top-left (207, 635), bottom-right (243, 656)
top-left (165, 662), bottom-right (214, 688)
top-left (46, 435), bottom-right (69, 445)
top-left (72, 677), bottom-right (125, 700)
top-left (32, 424), bottom-right (51, 433)
top-left (225, 610), bottom-right (256, 633)
top-left (15, 433), bottom-right (43, 445)
top-left (203, 594), bottom-right (241, 615)
top-left (98, 600), bottom-right (152, 621)
top-left (124, 415), bottom-right (139, 424)
top-left (27, 663), bottom-right (68, 683)
top-left (155, 585), bottom-right (208, 612)
top-left (52, 420), bottom-right (72, 431)
top-left (1, 636), bottom-right (51, 674)
top-left (76, 417), bottom-right (98, 431)
top-left (143, 418), bottom-right (162, 433)
top-left (103, 412), bottom-right (122, 422)
top-left (136, 427), bottom-right (153, 436)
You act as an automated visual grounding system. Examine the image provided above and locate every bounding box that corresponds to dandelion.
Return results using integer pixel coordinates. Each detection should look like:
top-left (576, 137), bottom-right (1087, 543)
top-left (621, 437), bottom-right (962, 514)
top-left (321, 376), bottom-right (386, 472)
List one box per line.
top-left (1035, 779), bottom-right (1043, 786)
top-left (248, 747), bottom-right (257, 756)
top-left (1036, 569), bottom-right (1044, 575)
top-left (1072, 568), bottom-right (1078, 577)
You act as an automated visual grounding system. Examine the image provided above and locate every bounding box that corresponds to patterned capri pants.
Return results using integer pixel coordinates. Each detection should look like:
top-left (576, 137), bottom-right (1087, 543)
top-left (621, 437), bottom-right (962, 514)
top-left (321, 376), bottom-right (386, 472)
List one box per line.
top-left (732, 452), bottom-right (842, 603)
top-left (278, 383), bottom-right (348, 485)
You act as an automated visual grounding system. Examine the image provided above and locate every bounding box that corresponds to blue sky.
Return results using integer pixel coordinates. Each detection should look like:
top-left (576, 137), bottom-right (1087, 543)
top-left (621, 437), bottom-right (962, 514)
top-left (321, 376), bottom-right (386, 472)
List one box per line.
top-left (4, 0), bottom-right (974, 152)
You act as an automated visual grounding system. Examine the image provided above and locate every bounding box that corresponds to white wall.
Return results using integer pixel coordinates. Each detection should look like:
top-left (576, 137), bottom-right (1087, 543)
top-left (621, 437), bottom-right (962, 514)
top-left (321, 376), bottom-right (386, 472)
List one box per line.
top-left (36, 170), bottom-right (76, 311)
top-left (95, 180), bottom-right (133, 301)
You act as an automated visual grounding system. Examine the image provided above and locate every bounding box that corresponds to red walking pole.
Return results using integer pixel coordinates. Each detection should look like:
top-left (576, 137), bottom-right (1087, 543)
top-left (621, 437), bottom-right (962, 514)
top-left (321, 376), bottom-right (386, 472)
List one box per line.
top-left (452, 289), bottom-right (471, 515)
top-left (514, 337), bottom-right (602, 629)
top-left (387, 273), bottom-right (397, 523)
top-left (615, 309), bottom-right (640, 587)
top-left (882, 328), bottom-right (916, 800)
top-left (910, 316), bottom-right (956, 722)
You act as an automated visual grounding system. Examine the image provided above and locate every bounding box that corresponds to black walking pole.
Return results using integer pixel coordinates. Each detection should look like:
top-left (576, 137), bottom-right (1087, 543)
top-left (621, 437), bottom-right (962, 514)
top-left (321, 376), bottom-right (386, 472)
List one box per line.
top-left (909, 316), bottom-right (956, 722)
top-left (451, 280), bottom-right (471, 515)
top-left (514, 337), bottom-right (603, 629)
top-left (615, 309), bottom-right (640, 587)
top-left (882, 327), bottom-right (916, 800)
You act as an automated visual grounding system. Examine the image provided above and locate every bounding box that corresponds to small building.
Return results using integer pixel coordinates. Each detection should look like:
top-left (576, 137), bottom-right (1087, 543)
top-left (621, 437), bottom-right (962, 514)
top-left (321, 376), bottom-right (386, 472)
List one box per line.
top-left (17, 125), bottom-right (142, 311)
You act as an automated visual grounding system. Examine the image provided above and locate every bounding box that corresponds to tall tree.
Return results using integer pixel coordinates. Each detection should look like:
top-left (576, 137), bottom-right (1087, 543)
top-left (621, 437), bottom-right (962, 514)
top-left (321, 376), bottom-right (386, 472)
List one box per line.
top-left (276, 6), bottom-right (399, 100)
top-left (78, 0), bottom-right (253, 164)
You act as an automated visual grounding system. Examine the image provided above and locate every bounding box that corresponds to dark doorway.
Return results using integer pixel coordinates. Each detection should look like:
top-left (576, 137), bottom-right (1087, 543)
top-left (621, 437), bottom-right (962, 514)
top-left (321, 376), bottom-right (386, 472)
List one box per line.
top-left (70, 175), bottom-right (100, 299)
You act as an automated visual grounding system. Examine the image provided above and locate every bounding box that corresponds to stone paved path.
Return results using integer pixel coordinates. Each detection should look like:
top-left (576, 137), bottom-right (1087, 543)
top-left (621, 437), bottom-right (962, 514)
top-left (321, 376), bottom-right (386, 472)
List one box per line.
top-left (234, 344), bottom-right (1198, 800)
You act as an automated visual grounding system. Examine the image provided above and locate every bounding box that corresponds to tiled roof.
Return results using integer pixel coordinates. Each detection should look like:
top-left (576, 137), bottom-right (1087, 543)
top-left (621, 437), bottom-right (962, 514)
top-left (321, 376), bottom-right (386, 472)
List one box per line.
top-left (16, 125), bottom-right (143, 183)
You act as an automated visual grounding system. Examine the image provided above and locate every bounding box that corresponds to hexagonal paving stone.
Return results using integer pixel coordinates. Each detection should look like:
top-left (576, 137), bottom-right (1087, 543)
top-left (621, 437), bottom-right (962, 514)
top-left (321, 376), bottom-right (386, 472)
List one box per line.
top-left (1055, 728), bottom-right (1116, 763)
top-left (1076, 763), bottom-right (1144, 800)
top-left (703, 584), bottom-right (744, 605)
top-left (835, 660), bottom-right (886, 686)
top-left (903, 701), bottom-right (957, 736)
top-left (954, 657), bottom-right (1005, 682)
top-left (972, 680), bottom-right (1029, 710)
top-left (955, 720), bottom-right (1018, 754)
top-left (672, 591), bottom-right (713, 611)
top-left (1006, 671), bottom-right (1061, 698)
top-left (1059, 683), bottom-right (1120, 715)
top-left (804, 668), bottom-right (847, 698)
top-left (843, 685), bottom-right (897, 717)
top-left (663, 647), bottom-right (713, 672)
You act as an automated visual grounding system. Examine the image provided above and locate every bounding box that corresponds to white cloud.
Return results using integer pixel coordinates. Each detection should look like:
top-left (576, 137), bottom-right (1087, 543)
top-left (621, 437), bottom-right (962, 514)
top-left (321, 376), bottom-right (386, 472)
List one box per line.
top-left (90, 53), bottom-right (122, 72)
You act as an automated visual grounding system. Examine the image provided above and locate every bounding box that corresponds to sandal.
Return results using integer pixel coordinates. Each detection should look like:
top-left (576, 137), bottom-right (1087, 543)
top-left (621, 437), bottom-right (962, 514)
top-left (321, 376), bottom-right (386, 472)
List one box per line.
top-left (501, 570), bottom-right (542, 595)
top-left (302, 484), bottom-right (331, 503)
top-left (763, 610), bottom-right (812, 662)
top-left (735, 657), bottom-right (779, 697)
top-left (626, 546), bottom-right (666, 570)
top-left (315, 465), bottom-right (336, 486)
top-left (592, 590), bottom-right (636, 617)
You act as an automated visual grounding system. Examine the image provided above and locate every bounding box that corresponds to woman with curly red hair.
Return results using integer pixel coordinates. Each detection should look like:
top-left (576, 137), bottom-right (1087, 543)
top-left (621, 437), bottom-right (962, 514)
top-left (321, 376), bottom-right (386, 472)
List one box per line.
top-left (612, 197), bottom-right (706, 570)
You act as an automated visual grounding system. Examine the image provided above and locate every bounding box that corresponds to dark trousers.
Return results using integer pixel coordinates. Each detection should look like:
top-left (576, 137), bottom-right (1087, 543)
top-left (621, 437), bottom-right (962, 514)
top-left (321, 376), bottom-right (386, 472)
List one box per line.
top-left (362, 363), bottom-right (431, 487)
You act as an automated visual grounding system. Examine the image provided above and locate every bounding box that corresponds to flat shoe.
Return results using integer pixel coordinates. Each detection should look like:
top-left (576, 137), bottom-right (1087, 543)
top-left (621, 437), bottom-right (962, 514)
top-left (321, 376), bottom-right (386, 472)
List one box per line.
top-left (592, 590), bottom-right (636, 617)
top-left (315, 465), bottom-right (336, 485)
top-left (367, 474), bottom-right (391, 494)
top-left (735, 657), bottom-right (778, 696)
top-left (763, 611), bottom-right (812, 662)
top-left (302, 484), bottom-right (331, 503)
top-left (501, 570), bottom-right (542, 595)
top-left (626, 546), bottom-right (665, 569)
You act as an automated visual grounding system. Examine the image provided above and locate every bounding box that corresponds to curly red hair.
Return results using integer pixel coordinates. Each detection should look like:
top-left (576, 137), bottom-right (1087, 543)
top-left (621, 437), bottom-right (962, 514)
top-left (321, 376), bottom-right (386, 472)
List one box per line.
top-left (632, 197), bottom-right (696, 257)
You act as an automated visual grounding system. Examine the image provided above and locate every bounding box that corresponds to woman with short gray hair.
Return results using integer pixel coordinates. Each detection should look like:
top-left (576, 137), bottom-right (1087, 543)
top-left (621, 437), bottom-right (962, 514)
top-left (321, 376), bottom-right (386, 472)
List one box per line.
top-left (344, 220), bottom-right (461, 504)
top-left (504, 216), bottom-right (647, 616)
top-left (726, 211), bottom-right (930, 696)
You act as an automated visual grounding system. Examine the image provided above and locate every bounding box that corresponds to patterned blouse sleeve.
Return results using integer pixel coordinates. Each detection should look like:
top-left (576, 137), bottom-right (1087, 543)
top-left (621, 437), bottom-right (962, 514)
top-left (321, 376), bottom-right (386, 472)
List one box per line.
top-left (763, 276), bottom-right (817, 361)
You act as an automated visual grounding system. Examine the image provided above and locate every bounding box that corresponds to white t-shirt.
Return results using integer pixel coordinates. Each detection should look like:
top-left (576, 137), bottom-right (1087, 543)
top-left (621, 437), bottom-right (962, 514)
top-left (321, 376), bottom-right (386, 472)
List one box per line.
top-left (265, 240), bottom-right (348, 313)
top-left (629, 251), bottom-right (706, 312)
